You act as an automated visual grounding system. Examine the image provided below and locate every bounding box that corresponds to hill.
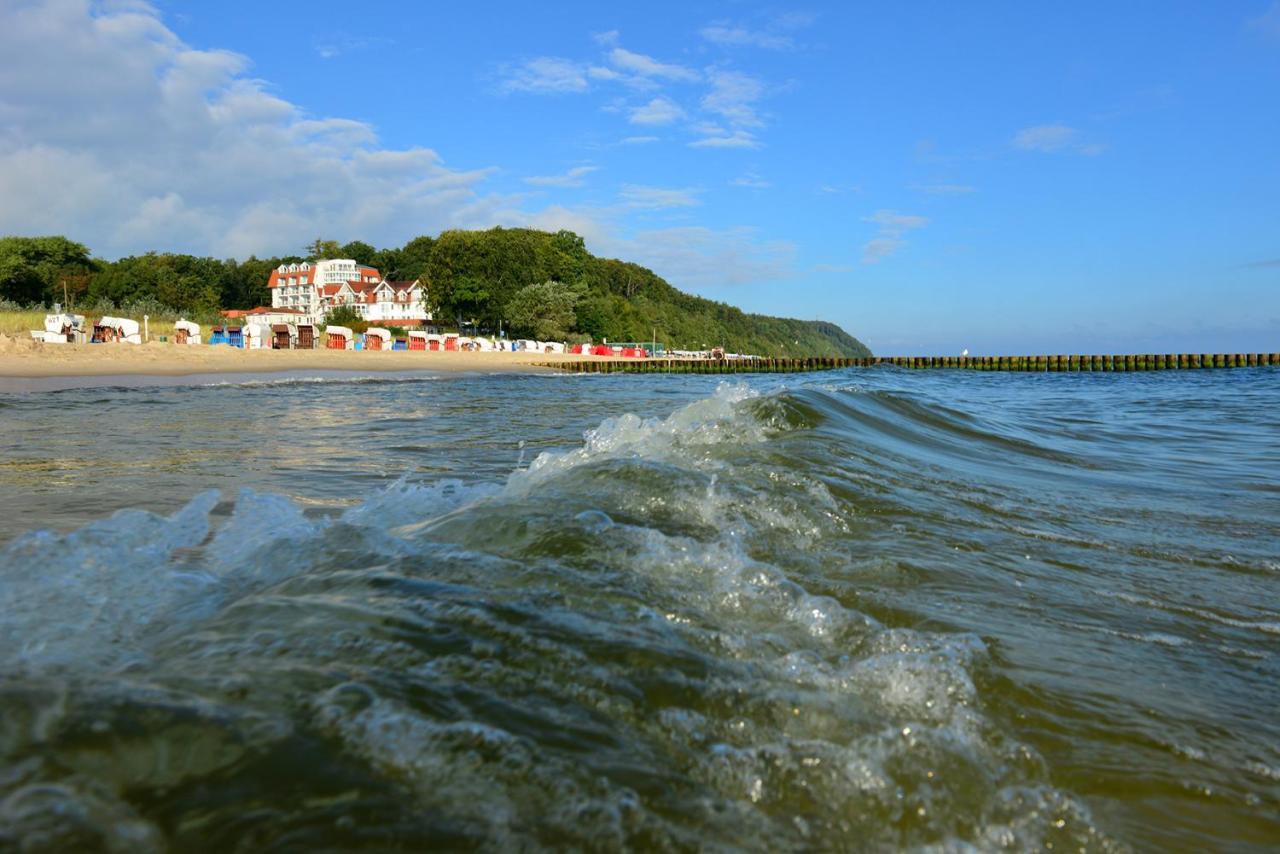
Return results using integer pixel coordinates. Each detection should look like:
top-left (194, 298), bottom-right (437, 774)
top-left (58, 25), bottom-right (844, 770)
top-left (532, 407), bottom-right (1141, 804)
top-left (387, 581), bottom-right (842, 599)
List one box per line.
top-left (400, 228), bottom-right (872, 358)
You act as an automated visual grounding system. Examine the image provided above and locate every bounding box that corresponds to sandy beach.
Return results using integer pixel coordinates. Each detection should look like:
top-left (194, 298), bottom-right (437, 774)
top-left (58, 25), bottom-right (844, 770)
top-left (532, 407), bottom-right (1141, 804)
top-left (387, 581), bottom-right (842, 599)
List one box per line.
top-left (0, 335), bottom-right (589, 378)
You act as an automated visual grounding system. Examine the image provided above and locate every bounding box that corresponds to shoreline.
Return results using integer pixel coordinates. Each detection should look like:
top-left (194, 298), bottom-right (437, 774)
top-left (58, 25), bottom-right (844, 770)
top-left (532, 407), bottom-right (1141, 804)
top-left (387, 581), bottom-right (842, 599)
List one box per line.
top-left (0, 339), bottom-right (591, 380)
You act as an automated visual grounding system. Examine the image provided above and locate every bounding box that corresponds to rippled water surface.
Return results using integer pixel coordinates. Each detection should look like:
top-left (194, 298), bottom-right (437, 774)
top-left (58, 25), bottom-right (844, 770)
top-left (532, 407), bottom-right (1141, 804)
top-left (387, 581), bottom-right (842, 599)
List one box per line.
top-left (1, 368), bottom-right (1277, 851)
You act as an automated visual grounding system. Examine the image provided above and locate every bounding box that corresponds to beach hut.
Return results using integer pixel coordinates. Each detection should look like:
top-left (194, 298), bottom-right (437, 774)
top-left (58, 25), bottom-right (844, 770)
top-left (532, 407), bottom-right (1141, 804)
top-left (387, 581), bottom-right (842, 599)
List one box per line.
top-left (514, 339), bottom-right (537, 352)
top-left (472, 336), bottom-right (497, 351)
top-left (365, 328), bottom-right (391, 351)
top-left (591, 345), bottom-right (612, 356)
top-left (444, 333), bottom-right (459, 351)
top-left (208, 325), bottom-right (228, 345)
top-left (92, 316), bottom-right (141, 344)
top-left (325, 325), bottom-right (353, 350)
top-left (296, 324), bottom-right (316, 349)
top-left (173, 319), bottom-right (201, 345)
top-left (392, 336), bottom-right (408, 351)
top-left (242, 322), bottom-right (269, 349)
top-left (226, 326), bottom-right (244, 348)
top-left (36, 311), bottom-right (86, 343)
top-left (271, 324), bottom-right (293, 349)
top-left (543, 342), bottom-right (566, 354)
top-left (426, 334), bottom-right (443, 351)
top-left (408, 331), bottom-right (428, 350)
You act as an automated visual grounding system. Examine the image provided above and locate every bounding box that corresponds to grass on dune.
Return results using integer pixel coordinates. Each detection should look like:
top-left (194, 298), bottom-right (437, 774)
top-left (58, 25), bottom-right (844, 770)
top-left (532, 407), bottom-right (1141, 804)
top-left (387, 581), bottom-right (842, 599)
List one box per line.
top-left (0, 309), bottom-right (190, 340)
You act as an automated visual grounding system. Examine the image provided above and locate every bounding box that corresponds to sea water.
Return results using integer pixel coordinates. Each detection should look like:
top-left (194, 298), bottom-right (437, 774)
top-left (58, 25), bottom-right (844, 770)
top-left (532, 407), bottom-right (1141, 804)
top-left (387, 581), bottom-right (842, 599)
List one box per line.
top-left (0, 368), bottom-right (1276, 850)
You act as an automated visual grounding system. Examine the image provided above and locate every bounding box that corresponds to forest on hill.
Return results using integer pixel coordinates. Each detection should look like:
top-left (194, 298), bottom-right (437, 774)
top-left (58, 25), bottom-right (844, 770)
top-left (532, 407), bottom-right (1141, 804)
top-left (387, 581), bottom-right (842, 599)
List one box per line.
top-left (0, 230), bottom-right (871, 357)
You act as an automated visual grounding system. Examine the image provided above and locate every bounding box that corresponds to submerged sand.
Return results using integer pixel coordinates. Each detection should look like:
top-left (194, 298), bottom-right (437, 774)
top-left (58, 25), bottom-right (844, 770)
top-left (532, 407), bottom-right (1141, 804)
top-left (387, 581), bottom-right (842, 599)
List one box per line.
top-left (0, 336), bottom-right (586, 378)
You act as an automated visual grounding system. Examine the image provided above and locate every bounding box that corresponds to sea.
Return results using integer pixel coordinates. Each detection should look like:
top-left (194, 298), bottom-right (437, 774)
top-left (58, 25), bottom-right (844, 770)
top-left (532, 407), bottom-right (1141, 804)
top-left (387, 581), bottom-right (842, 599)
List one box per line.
top-left (0, 367), bottom-right (1276, 851)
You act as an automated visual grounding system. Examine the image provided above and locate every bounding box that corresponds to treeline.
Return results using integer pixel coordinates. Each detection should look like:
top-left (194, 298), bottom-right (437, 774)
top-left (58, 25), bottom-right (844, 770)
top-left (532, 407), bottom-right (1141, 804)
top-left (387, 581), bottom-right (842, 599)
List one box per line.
top-left (0, 231), bottom-right (872, 357)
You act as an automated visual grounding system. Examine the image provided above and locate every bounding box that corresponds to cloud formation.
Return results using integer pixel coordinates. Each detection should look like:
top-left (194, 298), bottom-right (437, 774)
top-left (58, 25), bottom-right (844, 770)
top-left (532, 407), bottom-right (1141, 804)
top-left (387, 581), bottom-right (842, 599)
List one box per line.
top-left (862, 209), bottom-right (928, 264)
top-left (629, 96), bottom-right (685, 126)
top-left (701, 24), bottom-right (794, 51)
top-left (0, 0), bottom-right (506, 259)
top-left (494, 34), bottom-right (774, 151)
top-left (608, 47), bottom-right (699, 82)
top-left (619, 185), bottom-right (701, 209)
top-left (523, 165), bottom-right (599, 187)
top-left (730, 171), bottom-right (771, 189)
top-left (699, 13), bottom-right (815, 50)
top-left (0, 3), bottom-right (795, 292)
top-left (1012, 124), bottom-right (1104, 155)
top-left (500, 57), bottom-right (589, 93)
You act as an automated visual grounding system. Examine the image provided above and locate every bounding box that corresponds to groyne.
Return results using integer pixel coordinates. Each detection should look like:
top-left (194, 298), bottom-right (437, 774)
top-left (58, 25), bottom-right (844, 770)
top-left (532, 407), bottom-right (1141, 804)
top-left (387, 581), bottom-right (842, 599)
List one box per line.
top-left (541, 353), bottom-right (1280, 374)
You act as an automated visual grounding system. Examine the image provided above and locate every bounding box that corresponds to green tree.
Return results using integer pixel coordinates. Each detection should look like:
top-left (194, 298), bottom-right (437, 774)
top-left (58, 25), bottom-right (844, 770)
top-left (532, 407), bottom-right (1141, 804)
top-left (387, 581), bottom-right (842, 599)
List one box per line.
top-left (396, 235), bottom-right (435, 281)
top-left (0, 236), bottom-right (95, 305)
top-left (504, 280), bottom-right (586, 340)
top-left (340, 240), bottom-right (377, 265)
top-left (305, 238), bottom-right (342, 259)
top-left (323, 304), bottom-right (366, 332)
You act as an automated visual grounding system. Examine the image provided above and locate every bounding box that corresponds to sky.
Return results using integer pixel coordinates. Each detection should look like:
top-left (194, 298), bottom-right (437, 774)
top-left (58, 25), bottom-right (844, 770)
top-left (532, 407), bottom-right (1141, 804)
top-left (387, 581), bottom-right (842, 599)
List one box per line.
top-left (1, 0), bottom-right (1278, 354)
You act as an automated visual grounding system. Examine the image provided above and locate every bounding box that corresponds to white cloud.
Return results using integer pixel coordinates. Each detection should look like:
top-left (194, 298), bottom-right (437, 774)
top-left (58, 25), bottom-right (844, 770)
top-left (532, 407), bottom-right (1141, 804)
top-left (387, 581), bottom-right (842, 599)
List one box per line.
top-left (730, 171), bottom-right (771, 189)
top-left (689, 131), bottom-right (760, 149)
top-left (700, 24), bottom-right (794, 50)
top-left (701, 69), bottom-right (765, 127)
top-left (620, 135), bottom-right (660, 145)
top-left (628, 96), bottom-right (685, 126)
top-left (864, 210), bottom-right (929, 234)
top-left (500, 56), bottom-right (589, 94)
top-left (523, 165), bottom-right (599, 187)
top-left (1012, 123), bottom-right (1104, 155)
top-left (0, 0), bottom-right (506, 258)
top-left (814, 263), bottom-right (855, 273)
top-left (495, 208), bottom-right (795, 289)
top-left (862, 237), bottom-right (905, 264)
top-left (690, 69), bottom-right (767, 149)
top-left (624, 226), bottom-right (795, 287)
top-left (0, 2), bottom-right (802, 298)
top-left (689, 130), bottom-right (760, 149)
top-left (1012, 124), bottom-right (1077, 152)
top-left (700, 13), bottom-right (815, 50)
top-left (592, 29), bottom-right (620, 46)
top-left (619, 184), bottom-right (701, 209)
top-left (608, 47), bottom-right (699, 82)
top-left (861, 209), bottom-right (928, 264)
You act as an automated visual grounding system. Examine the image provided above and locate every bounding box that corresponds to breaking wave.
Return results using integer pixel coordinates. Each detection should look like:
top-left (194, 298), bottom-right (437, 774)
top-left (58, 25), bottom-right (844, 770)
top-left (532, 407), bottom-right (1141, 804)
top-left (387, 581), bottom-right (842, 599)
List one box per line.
top-left (3, 374), bottom-right (1276, 849)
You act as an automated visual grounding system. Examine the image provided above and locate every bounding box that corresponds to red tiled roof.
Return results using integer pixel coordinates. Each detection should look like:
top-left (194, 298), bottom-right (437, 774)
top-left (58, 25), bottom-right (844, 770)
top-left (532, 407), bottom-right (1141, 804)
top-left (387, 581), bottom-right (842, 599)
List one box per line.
top-left (241, 306), bottom-right (305, 315)
top-left (267, 263), bottom-right (381, 289)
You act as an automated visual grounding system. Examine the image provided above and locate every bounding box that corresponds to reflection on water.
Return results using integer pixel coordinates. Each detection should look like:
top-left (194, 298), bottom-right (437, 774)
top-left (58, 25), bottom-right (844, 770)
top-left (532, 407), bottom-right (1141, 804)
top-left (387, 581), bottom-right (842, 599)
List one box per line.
top-left (0, 369), bottom-right (1277, 849)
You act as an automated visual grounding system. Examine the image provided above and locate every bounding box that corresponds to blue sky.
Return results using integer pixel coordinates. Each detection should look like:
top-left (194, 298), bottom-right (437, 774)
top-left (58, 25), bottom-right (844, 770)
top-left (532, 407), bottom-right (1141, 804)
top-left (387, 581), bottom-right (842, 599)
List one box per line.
top-left (2, 1), bottom-right (1278, 353)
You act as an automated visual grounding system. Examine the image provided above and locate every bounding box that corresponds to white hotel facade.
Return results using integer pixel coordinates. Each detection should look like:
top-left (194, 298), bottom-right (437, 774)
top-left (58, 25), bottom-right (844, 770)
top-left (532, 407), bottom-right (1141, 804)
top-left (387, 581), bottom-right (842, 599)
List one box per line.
top-left (266, 259), bottom-right (428, 325)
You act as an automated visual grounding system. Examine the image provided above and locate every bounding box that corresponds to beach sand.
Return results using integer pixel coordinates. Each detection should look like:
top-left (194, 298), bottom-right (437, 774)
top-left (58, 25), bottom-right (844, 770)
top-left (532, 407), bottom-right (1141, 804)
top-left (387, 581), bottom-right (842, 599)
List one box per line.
top-left (0, 335), bottom-right (587, 378)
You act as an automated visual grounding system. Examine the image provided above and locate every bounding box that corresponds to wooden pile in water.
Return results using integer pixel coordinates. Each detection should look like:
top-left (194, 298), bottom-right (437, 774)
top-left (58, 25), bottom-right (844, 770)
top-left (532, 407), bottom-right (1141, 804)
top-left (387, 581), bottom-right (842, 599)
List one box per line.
top-left (539, 353), bottom-right (1280, 374)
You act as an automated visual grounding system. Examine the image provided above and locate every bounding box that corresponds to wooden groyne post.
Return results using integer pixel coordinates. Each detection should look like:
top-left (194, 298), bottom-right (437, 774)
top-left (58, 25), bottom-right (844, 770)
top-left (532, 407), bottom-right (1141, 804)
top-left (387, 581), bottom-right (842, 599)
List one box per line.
top-left (538, 353), bottom-right (1280, 374)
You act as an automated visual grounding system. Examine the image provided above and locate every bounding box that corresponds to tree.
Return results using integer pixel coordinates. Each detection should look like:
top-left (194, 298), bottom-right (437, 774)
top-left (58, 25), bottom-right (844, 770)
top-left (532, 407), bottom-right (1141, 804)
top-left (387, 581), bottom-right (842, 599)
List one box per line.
top-left (305, 238), bottom-right (342, 259)
top-left (396, 235), bottom-right (435, 281)
top-left (0, 236), bottom-right (95, 305)
top-left (323, 304), bottom-right (366, 332)
top-left (504, 280), bottom-right (586, 340)
top-left (340, 240), bottom-right (377, 266)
